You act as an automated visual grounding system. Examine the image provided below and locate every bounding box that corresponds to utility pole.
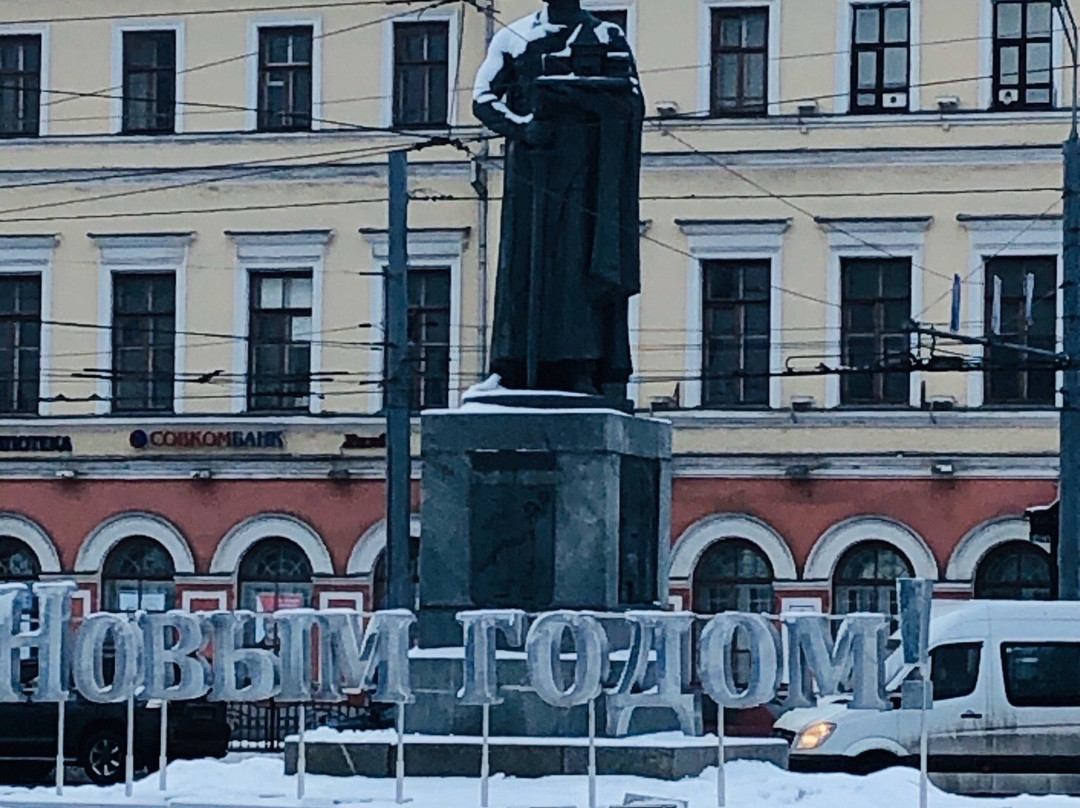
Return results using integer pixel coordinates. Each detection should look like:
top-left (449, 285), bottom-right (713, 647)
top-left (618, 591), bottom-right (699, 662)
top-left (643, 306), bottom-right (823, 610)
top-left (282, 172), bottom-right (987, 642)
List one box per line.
top-left (386, 150), bottom-right (413, 610)
top-left (1058, 0), bottom-right (1080, 599)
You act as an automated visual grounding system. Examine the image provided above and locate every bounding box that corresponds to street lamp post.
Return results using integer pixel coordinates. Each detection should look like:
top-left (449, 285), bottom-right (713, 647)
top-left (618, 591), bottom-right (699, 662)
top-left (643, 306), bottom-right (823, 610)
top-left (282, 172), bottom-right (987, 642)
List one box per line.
top-left (1056, 0), bottom-right (1080, 599)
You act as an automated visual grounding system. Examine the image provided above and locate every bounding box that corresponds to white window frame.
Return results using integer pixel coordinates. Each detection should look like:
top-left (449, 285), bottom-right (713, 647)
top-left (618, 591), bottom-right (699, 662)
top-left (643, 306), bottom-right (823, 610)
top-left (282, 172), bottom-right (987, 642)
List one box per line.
top-left (381, 8), bottom-right (461, 129)
top-left (110, 18), bottom-right (186, 135)
top-left (0, 236), bottom-right (56, 416)
top-left (246, 16), bottom-right (324, 132)
top-left (821, 218), bottom-right (930, 409)
top-left (677, 219), bottom-right (789, 410)
top-left (582, 1), bottom-right (638, 45)
top-left (362, 229), bottom-right (468, 413)
top-left (834, 0), bottom-right (922, 114)
top-left (958, 216), bottom-right (1062, 409)
top-left (698, 0), bottom-right (782, 117)
top-left (229, 231), bottom-right (332, 415)
top-left (979, 0), bottom-right (1066, 110)
top-left (0, 25), bottom-right (50, 137)
top-left (92, 234), bottom-right (191, 416)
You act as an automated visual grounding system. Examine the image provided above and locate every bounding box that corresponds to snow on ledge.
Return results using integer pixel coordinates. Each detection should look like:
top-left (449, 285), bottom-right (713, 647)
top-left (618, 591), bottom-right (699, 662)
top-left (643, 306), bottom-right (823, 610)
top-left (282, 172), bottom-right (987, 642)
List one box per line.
top-left (294, 728), bottom-right (785, 748)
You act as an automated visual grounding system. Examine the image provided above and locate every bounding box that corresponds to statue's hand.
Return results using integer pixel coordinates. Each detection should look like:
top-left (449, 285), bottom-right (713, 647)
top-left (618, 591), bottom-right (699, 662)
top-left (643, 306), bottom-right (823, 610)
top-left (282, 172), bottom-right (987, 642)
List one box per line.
top-left (523, 120), bottom-right (554, 147)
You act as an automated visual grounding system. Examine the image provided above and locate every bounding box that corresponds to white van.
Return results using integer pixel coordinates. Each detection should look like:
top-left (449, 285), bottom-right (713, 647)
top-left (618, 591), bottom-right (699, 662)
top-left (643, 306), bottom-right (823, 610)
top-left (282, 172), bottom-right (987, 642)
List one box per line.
top-left (774, 601), bottom-right (1080, 795)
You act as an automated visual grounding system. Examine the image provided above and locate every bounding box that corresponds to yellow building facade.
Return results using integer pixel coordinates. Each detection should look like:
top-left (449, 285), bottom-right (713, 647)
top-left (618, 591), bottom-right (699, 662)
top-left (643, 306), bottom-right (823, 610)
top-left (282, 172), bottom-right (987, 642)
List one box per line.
top-left (0, 0), bottom-right (1065, 628)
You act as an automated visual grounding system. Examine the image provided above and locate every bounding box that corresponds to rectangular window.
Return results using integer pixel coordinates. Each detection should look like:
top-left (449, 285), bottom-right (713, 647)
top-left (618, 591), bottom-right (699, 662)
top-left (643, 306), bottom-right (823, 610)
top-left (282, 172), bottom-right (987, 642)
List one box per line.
top-left (592, 9), bottom-right (629, 32)
top-left (993, 1), bottom-right (1054, 110)
top-left (0, 275), bottom-right (40, 415)
top-left (248, 272), bottom-right (312, 412)
top-left (112, 273), bottom-right (176, 413)
top-left (850, 3), bottom-right (910, 113)
top-left (393, 22), bottom-right (450, 127)
top-left (258, 26), bottom-right (313, 131)
top-left (122, 30), bottom-right (176, 134)
top-left (406, 266), bottom-right (451, 411)
top-left (983, 256), bottom-right (1057, 406)
top-left (0, 35), bottom-right (41, 138)
top-left (701, 260), bottom-right (770, 408)
top-left (930, 642), bottom-right (981, 701)
top-left (710, 8), bottom-right (769, 116)
top-left (1001, 642), bottom-right (1080, 706)
top-left (840, 257), bottom-right (912, 406)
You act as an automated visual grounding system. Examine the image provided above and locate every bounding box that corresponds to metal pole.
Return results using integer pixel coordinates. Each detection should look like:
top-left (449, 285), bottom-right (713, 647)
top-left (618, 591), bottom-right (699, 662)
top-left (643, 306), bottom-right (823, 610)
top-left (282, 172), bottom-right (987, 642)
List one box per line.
top-left (481, 703), bottom-right (491, 808)
top-left (395, 703), bottom-right (406, 804)
top-left (386, 149), bottom-right (413, 610)
top-left (1061, 0), bottom-right (1080, 598)
top-left (918, 674), bottom-right (929, 808)
top-left (55, 698), bottom-right (64, 797)
top-left (717, 706), bottom-right (725, 808)
top-left (587, 698), bottom-right (597, 808)
top-left (125, 693), bottom-right (135, 798)
top-left (158, 700), bottom-right (168, 792)
top-left (297, 703), bottom-right (307, 801)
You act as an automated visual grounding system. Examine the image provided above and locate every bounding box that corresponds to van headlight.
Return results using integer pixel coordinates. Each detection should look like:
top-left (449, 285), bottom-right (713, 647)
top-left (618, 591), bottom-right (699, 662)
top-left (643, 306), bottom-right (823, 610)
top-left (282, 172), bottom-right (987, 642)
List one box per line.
top-left (795, 721), bottom-right (836, 750)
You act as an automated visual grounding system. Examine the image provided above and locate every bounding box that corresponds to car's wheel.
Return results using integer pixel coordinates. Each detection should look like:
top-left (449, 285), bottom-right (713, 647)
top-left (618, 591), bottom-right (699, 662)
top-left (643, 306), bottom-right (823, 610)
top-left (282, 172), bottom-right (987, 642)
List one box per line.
top-left (851, 751), bottom-right (902, 775)
top-left (81, 729), bottom-right (125, 785)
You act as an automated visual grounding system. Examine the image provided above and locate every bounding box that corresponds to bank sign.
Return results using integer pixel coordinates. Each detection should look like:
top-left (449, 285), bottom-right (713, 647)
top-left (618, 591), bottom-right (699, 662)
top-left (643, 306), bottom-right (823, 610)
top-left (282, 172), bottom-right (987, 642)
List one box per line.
top-left (128, 430), bottom-right (285, 450)
top-left (0, 582), bottom-right (932, 731)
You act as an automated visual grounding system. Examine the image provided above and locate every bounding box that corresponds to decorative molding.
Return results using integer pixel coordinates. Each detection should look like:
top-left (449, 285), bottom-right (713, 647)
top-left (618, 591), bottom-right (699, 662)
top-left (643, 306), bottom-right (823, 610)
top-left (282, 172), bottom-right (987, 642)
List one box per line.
top-left (90, 233), bottom-right (193, 267)
top-left (318, 590), bottom-right (364, 611)
top-left (180, 590), bottom-right (229, 611)
top-left (0, 513), bottom-right (61, 573)
top-left (76, 511), bottom-right (196, 575)
top-left (347, 514), bottom-right (421, 576)
top-left (211, 513), bottom-right (334, 576)
top-left (803, 515), bottom-right (938, 581)
top-left (946, 516), bottom-right (1037, 581)
top-left (668, 513), bottom-right (797, 584)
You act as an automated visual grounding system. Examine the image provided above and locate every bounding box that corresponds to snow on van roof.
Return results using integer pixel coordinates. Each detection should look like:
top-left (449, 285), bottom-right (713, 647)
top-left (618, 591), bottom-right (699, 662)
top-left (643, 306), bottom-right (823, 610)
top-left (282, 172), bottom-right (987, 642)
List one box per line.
top-left (929, 599), bottom-right (1080, 645)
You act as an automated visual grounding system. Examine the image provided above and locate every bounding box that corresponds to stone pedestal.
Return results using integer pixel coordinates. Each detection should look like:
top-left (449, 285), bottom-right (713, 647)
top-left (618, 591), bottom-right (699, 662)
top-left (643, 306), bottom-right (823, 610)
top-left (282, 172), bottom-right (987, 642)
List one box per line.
top-left (418, 408), bottom-right (671, 648)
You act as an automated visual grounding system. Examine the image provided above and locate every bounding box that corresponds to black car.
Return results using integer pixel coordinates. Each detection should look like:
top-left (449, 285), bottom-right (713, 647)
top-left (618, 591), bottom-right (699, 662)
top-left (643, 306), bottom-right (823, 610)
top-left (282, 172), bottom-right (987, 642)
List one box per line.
top-left (0, 696), bottom-right (230, 785)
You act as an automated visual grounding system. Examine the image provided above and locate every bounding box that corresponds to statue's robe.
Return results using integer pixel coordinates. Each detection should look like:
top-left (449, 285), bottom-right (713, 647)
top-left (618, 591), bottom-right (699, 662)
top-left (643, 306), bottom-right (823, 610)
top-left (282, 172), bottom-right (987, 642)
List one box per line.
top-left (473, 9), bottom-right (644, 395)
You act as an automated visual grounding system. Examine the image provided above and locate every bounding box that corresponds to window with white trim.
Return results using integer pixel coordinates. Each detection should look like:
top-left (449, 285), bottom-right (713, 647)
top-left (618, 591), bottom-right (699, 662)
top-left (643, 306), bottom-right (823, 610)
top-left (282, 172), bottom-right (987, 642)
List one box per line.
top-left (257, 26), bottom-right (313, 131)
top-left (122, 30), bottom-right (176, 134)
top-left (849, 3), bottom-right (910, 114)
top-left (111, 272), bottom-right (175, 413)
top-left (992, 0), bottom-right (1053, 110)
top-left (392, 21), bottom-right (449, 127)
top-left (0, 35), bottom-right (41, 138)
top-left (248, 272), bottom-right (313, 412)
top-left (840, 257), bottom-right (912, 406)
top-left (710, 7), bottom-right (768, 116)
top-left (0, 274), bottom-right (40, 415)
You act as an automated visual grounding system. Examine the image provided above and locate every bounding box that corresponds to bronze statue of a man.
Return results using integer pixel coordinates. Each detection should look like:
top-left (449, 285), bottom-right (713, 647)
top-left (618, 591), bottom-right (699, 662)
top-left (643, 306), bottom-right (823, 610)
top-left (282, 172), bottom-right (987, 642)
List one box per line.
top-left (473, 0), bottom-right (644, 400)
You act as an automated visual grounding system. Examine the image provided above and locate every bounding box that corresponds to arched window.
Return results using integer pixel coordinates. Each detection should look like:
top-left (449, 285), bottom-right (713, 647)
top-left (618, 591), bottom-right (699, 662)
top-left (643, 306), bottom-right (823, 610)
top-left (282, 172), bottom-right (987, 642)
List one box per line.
top-left (974, 541), bottom-right (1051, 600)
top-left (693, 539), bottom-right (775, 696)
top-left (102, 537), bottom-right (176, 612)
top-left (692, 539), bottom-right (775, 614)
top-left (237, 538), bottom-right (314, 613)
top-left (833, 541), bottom-right (913, 618)
top-left (0, 537), bottom-right (40, 582)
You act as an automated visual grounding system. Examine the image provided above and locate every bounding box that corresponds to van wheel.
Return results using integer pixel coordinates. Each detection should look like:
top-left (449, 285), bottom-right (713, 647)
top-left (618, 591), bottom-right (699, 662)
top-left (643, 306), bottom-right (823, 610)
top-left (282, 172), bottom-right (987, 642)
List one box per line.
top-left (81, 728), bottom-right (125, 785)
top-left (851, 752), bottom-right (901, 775)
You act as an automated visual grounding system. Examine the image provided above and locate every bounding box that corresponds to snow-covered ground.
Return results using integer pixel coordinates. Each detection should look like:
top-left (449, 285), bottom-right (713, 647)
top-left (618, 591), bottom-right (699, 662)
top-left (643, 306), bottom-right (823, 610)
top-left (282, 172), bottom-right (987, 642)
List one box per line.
top-left (0, 754), bottom-right (1076, 808)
